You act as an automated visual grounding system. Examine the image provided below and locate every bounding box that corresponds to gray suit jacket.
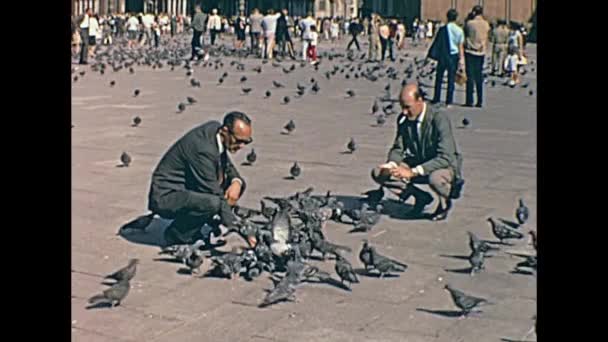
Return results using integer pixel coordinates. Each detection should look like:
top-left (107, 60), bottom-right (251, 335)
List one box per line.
top-left (149, 121), bottom-right (246, 202)
top-left (192, 12), bottom-right (208, 32)
top-left (388, 105), bottom-right (463, 178)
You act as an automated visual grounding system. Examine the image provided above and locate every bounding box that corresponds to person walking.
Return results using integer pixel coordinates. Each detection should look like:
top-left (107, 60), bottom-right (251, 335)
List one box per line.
top-left (261, 9), bottom-right (280, 60)
top-left (191, 6), bottom-right (207, 60)
top-left (346, 18), bottom-right (363, 51)
top-left (78, 8), bottom-right (92, 65)
top-left (367, 14), bottom-right (380, 62)
top-left (299, 12), bottom-right (316, 62)
top-left (248, 8), bottom-right (264, 56)
top-left (235, 11), bottom-right (247, 49)
top-left (88, 13), bottom-right (100, 58)
top-left (379, 20), bottom-right (390, 62)
top-left (126, 13), bottom-right (140, 49)
top-left (491, 19), bottom-right (509, 76)
top-left (464, 5), bottom-right (491, 108)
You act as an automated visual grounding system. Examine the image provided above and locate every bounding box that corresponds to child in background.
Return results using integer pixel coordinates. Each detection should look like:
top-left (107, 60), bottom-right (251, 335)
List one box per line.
top-left (504, 46), bottom-right (521, 86)
top-left (307, 25), bottom-right (319, 65)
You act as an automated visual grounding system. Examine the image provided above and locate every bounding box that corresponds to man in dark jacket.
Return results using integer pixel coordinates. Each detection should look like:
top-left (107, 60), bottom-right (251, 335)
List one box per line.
top-left (190, 5), bottom-right (207, 60)
top-left (371, 84), bottom-right (464, 221)
top-left (346, 19), bottom-right (363, 51)
top-left (275, 10), bottom-right (289, 58)
top-left (148, 112), bottom-right (253, 246)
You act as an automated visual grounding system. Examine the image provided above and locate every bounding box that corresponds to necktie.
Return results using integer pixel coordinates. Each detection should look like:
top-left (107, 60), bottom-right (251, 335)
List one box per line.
top-left (406, 119), bottom-right (420, 155)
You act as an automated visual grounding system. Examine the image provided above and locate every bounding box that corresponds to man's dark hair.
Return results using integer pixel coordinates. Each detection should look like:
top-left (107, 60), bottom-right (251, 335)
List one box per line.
top-left (447, 9), bottom-right (458, 22)
top-left (471, 5), bottom-right (483, 16)
top-left (497, 19), bottom-right (507, 26)
top-left (223, 111), bottom-right (252, 131)
top-left (268, 9), bottom-right (274, 15)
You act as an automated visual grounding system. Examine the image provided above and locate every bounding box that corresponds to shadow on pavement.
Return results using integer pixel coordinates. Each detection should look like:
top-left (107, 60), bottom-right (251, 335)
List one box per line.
top-left (117, 216), bottom-right (173, 248)
top-left (415, 308), bottom-right (463, 318)
top-left (444, 267), bottom-right (475, 274)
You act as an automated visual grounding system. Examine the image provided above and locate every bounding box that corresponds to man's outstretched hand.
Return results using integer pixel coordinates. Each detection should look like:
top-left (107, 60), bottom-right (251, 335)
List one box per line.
top-left (390, 165), bottom-right (415, 180)
top-left (224, 181), bottom-right (242, 206)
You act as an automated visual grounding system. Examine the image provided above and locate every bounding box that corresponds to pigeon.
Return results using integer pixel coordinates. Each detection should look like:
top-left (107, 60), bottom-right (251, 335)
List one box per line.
top-left (444, 284), bottom-right (489, 317)
top-left (240, 76), bottom-right (247, 83)
top-left (352, 204), bottom-right (383, 232)
top-left (222, 72), bottom-right (229, 78)
top-left (186, 96), bottom-right (197, 105)
top-left (468, 249), bottom-right (485, 275)
top-left (529, 90), bottom-right (534, 96)
top-left (242, 87), bottom-right (252, 95)
top-left (88, 278), bottom-right (130, 308)
top-left (120, 152), bottom-right (132, 167)
top-left (368, 245), bottom-right (407, 277)
top-left (259, 281), bottom-right (297, 307)
top-left (487, 217), bottom-right (524, 244)
top-left (467, 231), bottom-right (496, 254)
top-left (310, 78), bottom-right (316, 83)
top-left (376, 114), bottom-right (386, 126)
top-left (209, 248), bottom-right (245, 279)
top-left (283, 120), bottom-right (296, 134)
top-left (515, 198), bottom-right (529, 225)
top-left (253, 66), bottom-right (262, 73)
top-left (346, 89), bottom-right (356, 97)
top-left (190, 78), bottom-right (201, 87)
top-left (529, 230), bottom-right (537, 251)
top-left (296, 89), bottom-right (305, 97)
top-left (462, 118), bottom-right (470, 128)
top-left (346, 137), bottom-right (357, 153)
top-left (104, 259), bottom-right (139, 282)
top-left (289, 162), bottom-right (301, 179)
top-left (79, 70), bottom-right (86, 76)
top-left (273, 80), bottom-right (285, 88)
top-left (177, 102), bottom-right (186, 113)
top-left (133, 89), bottom-right (140, 97)
top-left (159, 240), bottom-right (206, 264)
top-left (296, 82), bottom-right (306, 91)
top-left (265, 90), bottom-right (272, 98)
top-left (521, 82), bottom-right (529, 88)
top-left (371, 99), bottom-right (379, 114)
top-left (129, 67), bottom-right (134, 74)
top-left (241, 148), bottom-right (257, 166)
top-left (185, 249), bottom-right (205, 275)
top-left (132, 116), bottom-right (142, 127)
top-left (110, 80), bottom-right (116, 87)
top-left (311, 83), bottom-right (320, 93)
top-left (335, 253), bottom-right (359, 288)
top-left (218, 77), bottom-right (224, 85)
top-left (73, 76), bottom-right (78, 82)
top-left (283, 96), bottom-right (290, 104)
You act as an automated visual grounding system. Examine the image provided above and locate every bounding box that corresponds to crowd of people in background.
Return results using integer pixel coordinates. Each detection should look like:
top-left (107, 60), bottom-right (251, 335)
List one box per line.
top-left (72, 6), bottom-right (532, 84)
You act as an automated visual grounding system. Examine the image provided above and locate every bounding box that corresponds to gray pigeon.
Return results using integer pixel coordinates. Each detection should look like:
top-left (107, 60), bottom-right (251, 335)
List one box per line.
top-left (371, 99), bottom-right (379, 114)
top-left (352, 204), bottom-right (383, 232)
top-left (516, 198), bottom-right (529, 225)
top-left (359, 239), bottom-right (374, 270)
top-left (346, 89), bottom-right (356, 97)
top-left (284, 120), bottom-right (296, 134)
top-left (310, 233), bottom-right (352, 260)
top-left (468, 249), bottom-right (485, 276)
top-left (177, 102), bottom-right (186, 113)
top-left (347, 137), bottom-right (357, 153)
top-left (120, 152), bottom-right (132, 167)
top-left (444, 284), bottom-right (489, 317)
top-left (369, 245), bottom-right (407, 277)
top-left (186, 96), bottom-right (197, 105)
top-left (273, 80), bottom-right (285, 88)
top-left (290, 162), bottom-right (301, 179)
top-left (242, 87), bottom-right (252, 95)
top-left (132, 116), bottom-right (141, 127)
top-left (335, 253), bottom-right (359, 288)
top-left (246, 148), bottom-right (257, 165)
top-left (259, 281), bottom-right (296, 307)
top-left (488, 217), bottom-right (524, 244)
top-left (104, 259), bottom-right (139, 282)
top-left (88, 279), bottom-right (130, 308)
top-left (376, 114), bottom-right (386, 126)
top-left (133, 89), bottom-right (140, 97)
top-left (467, 231), bottom-right (496, 253)
top-left (159, 240), bottom-right (206, 264)
top-left (185, 249), bottom-right (205, 275)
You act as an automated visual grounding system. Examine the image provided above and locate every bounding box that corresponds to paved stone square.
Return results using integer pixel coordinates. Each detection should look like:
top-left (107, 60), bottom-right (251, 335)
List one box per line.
top-left (72, 36), bottom-right (537, 342)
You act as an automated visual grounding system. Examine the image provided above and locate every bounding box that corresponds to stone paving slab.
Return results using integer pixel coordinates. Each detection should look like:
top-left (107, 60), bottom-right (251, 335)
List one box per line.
top-left (72, 35), bottom-right (537, 341)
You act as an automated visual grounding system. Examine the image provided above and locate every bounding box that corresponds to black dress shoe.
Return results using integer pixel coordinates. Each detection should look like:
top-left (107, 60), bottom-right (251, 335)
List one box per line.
top-left (430, 199), bottom-right (452, 221)
top-left (408, 192), bottom-right (434, 217)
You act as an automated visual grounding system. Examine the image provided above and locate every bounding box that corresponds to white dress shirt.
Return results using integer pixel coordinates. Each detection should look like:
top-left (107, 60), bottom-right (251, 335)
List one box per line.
top-left (392, 102), bottom-right (427, 176)
top-left (216, 133), bottom-right (242, 186)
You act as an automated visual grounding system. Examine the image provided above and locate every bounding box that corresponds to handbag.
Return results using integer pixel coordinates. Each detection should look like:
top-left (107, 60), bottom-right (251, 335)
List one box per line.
top-left (455, 68), bottom-right (467, 86)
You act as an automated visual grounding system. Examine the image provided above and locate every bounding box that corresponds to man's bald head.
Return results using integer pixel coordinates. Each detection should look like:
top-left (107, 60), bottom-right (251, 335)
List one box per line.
top-left (221, 111), bottom-right (253, 153)
top-left (399, 83), bottom-right (425, 119)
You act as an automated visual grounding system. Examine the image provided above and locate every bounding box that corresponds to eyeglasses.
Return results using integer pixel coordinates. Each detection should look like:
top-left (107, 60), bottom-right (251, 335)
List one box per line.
top-left (229, 130), bottom-right (253, 145)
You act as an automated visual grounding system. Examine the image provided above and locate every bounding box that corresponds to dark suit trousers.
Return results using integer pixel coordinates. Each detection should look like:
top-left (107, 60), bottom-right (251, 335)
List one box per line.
top-left (79, 28), bottom-right (89, 64)
top-left (465, 53), bottom-right (484, 106)
top-left (433, 54), bottom-right (459, 105)
top-left (191, 29), bottom-right (202, 59)
top-left (347, 34), bottom-right (360, 50)
top-left (371, 165), bottom-right (454, 199)
top-left (150, 189), bottom-right (237, 245)
top-left (210, 29), bottom-right (219, 45)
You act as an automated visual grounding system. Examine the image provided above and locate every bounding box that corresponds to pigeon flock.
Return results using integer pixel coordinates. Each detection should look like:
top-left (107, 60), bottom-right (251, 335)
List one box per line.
top-left (75, 35), bottom-right (536, 336)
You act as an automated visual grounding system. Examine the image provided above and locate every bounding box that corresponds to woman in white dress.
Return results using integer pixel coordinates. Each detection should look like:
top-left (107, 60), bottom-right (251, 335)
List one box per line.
top-left (88, 14), bottom-right (100, 58)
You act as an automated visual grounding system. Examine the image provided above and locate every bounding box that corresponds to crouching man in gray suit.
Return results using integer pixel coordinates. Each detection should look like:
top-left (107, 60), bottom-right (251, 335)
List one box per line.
top-left (371, 84), bottom-right (464, 221)
top-left (148, 111), bottom-right (253, 246)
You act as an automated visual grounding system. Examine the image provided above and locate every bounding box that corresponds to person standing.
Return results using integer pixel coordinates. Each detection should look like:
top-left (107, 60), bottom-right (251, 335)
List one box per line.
top-left (170, 14), bottom-right (177, 37)
top-left (330, 18), bottom-right (339, 44)
top-left (207, 9), bottom-right (222, 46)
top-left (261, 9), bottom-right (280, 59)
top-left (323, 17), bottom-right (331, 41)
top-left (88, 13), bottom-right (100, 58)
top-left (367, 14), bottom-right (380, 62)
top-left (491, 19), bottom-right (509, 76)
top-left (429, 9), bottom-right (465, 107)
top-left (248, 8), bottom-right (264, 56)
top-left (464, 5), bottom-right (491, 108)
top-left (126, 13), bottom-right (140, 49)
top-left (191, 6), bottom-right (207, 60)
top-left (234, 11), bottom-right (247, 49)
top-left (307, 25), bottom-right (319, 65)
top-left (299, 12), bottom-right (316, 62)
top-left (379, 20), bottom-right (390, 62)
top-left (78, 8), bottom-right (92, 65)
top-left (275, 9), bottom-right (288, 57)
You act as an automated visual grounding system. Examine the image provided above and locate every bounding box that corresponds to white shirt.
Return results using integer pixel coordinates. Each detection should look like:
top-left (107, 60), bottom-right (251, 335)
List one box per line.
top-left (142, 14), bottom-right (154, 29)
top-left (394, 102), bottom-right (428, 176)
top-left (310, 32), bottom-right (318, 46)
top-left (80, 14), bottom-right (90, 28)
top-left (207, 15), bottom-right (222, 30)
top-left (89, 17), bottom-right (100, 38)
top-left (300, 17), bottom-right (316, 39)
top-left (216, 133), bottom-right (243, 186)
top-left (127, 16), bottom-right (139, 31)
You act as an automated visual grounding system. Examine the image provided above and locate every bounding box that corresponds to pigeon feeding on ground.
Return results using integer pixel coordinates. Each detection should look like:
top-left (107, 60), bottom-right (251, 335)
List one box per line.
top-left (311, 83), bottom-right (320, 93)
top-left (120, 152), bottom-right (132, 167)
top-left (185, 250), bottom-right (205, 275)
top-left (104, 259), bottom-right (139, 283)
top-left (444, 284), bottom-right (489, 318)
top-left (515, 198), bottom-right (529, 225)
top-left (468, 249), bottom-right (485, 276)
top-left (159, 240), bottom-right (206, 265)
top-left (529, 230), bottom-right (537, 251)
top-left (259, 280), bottom-right (297, 308)
top-left (289, 162), bottom-right (301, 179)
top-left (246, 149), bottom-right (257, 165)
top-left (335, 253), bottom-right (359, 289)
top-left (282, 96), bottom-right (291, 104)
top-left (376, 114), bottom-right (386, 126)
top-left (88, 278), bottom-right (131, 308)
top-left (218, 77), bottom-right (224, 85)
top-left (467, 231), bottom-right (497, 254)
top-left (240, 76), bottom-right (247, 83)
top-left (187, 96), bottom-right (197, 105)
top-left (352, 204), bottom-right (383, 232)
top-left (273, 80), bottom-right (285, 88)
top-left (371, 99), bottom-right (379, 114)
top-left (283, 120), bottom-right (295, 134)
top-left (110, 80), bottom-right (116, 87)
top-left (133, 89), bottom-right (140, 97)
top-left (369, 245), bottom-right (408, 277)
top-left (487, 217), bottom-right (524, 244)
top-left (311, 233), bottom-right (352, 260)
top-left (462, 118), bottom-right (470, 128)
top-left (346, 138), bottom-right (357, 153)
top-left (265, 90), bottom-right (272, 98)
top-left (241, 87), bottom-right (253, 95)
top-left (346, 89), bottom-right (356, 98)
top-left (190, 78), bottom-right (201, 87)
top-left (177, 102), bottom-right (186, 113)
top-left (132, 116), bottom-right (141, 127)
